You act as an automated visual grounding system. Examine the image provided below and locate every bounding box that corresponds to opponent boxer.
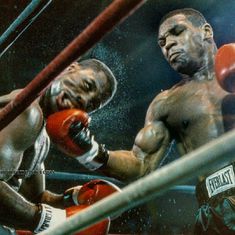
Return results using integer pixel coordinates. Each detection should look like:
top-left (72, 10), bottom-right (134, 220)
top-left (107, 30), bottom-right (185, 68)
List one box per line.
top-left (0, 58), bottom-right (118, 234)
top-left (57, 9), bottom-right (235, 234)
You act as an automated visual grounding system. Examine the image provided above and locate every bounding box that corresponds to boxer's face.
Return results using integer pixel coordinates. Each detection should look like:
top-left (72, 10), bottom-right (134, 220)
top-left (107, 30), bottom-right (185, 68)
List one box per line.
top-left (158, 14), bottom-right (205, 75)
top-left (47, 62), bottom-right (111, 113)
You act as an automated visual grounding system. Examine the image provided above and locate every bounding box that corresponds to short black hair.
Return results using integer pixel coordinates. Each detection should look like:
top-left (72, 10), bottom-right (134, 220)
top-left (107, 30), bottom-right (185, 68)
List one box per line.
top-left (159, 8), bottom-right (207, 28)
top-left (78, 59), bottom-right (117, 107)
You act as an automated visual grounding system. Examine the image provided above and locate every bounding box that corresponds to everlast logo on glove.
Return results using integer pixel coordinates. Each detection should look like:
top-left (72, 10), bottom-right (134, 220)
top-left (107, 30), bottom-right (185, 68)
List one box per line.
top-left (206, 165), bottom-right (235, 198)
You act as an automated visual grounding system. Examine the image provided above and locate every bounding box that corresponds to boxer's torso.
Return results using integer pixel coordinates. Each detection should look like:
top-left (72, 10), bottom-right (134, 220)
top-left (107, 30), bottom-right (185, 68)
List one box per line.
top-left (0, 91), bottom-right (44, 182)
top-left (149, 77), bottom-right (232, 172)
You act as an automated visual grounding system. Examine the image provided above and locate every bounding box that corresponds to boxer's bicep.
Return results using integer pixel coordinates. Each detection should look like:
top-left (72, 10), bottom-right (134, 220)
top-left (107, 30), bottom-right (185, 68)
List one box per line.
top-left (106, 121), bottom-right (170, 181)
top-left (133, 121), bottom-right (170, 174)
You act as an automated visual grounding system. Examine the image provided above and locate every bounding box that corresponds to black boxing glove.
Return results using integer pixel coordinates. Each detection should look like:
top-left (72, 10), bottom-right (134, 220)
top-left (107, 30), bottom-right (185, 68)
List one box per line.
top-left (68, 121), bottom-right (109, 171)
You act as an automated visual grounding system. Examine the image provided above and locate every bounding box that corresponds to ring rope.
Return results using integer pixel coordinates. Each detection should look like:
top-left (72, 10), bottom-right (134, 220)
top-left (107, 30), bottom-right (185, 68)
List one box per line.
top-left (0, 0), bottom-right (52, 58)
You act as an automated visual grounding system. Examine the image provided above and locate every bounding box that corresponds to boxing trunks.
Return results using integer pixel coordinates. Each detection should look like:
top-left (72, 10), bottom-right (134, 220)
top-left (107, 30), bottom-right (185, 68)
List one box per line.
top-left (194, 163), bottom-right (235, 234)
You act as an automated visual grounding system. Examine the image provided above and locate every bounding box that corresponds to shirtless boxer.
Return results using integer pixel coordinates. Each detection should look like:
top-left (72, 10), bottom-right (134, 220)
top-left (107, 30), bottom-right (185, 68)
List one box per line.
top-left (62, 9), bottom-right (235, 234)
top-left (0, 59), bottom-right (118, 234)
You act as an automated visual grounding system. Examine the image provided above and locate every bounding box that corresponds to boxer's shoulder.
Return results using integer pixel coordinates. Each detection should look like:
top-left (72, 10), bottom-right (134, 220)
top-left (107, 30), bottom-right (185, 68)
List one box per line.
top-left (146, 90), bottom-right (170, 124)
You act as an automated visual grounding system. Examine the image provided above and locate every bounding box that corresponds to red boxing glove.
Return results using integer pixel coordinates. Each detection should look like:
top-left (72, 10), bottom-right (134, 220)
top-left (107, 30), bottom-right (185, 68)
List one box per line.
top-left (78, 179), bottom-right (121, 205)
top-left (64, 179), bottom-right (121, 207)
top-left (46, 109), bottom-right (90, 156)
top-left (66, 205), bottom-right (110, 235)
top-left (215, 43), bottom-right (235, 92)
top-left (64, 179), bottom-right (121, 220)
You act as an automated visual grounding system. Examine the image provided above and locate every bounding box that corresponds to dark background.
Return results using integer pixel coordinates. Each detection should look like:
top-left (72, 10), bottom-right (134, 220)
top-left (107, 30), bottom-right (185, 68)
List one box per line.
top-left (0, 1), bottom-right (235, 234)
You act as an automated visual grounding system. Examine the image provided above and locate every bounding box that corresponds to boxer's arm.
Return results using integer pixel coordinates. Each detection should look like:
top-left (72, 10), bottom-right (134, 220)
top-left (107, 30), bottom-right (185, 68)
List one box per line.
top-left (0, 93), bottom-right (53, 230)
top-left (45, 97), bottom-right (171, 181)
top-left (0, 180), bottom-right (39, 230)
top-left (100, 93), bottom-right (171, 181)
top-left (0, 89), bottom-right (22, 106)
top-left (103, 120), bottom-right (170, 181)
top-left (19, 164), bottom-right (64, 209)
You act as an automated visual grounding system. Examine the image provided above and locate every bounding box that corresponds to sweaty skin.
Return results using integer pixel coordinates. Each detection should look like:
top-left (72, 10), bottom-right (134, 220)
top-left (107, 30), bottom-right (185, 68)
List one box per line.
top-left (102, 14), bottom-right (233, 182)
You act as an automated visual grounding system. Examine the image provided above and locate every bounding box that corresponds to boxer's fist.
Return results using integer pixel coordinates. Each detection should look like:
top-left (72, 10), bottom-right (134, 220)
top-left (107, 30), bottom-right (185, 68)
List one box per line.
top-left (64, 179), bottom-right (121, 207)
top-left (66, 205), bottom-right (110, 235)
top-left (46, 109), bottom-right (90, 156)
top-left (78, 179), bottom-right (121, 205)
top-left (68, 121), bottom-right (109, 170)
top-left (46, 109), bottom-right (109, 170)
top-left (215, 43), bottom-right (235, 92)
top-left (64, 179), bottom-right (122, 220)
top-left (69, 121), bottom-right (92, 153)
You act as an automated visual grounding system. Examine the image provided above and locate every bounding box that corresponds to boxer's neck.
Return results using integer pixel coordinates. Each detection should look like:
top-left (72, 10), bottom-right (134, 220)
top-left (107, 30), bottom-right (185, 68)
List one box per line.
top-left (181, 44), bottom-right (217, 82)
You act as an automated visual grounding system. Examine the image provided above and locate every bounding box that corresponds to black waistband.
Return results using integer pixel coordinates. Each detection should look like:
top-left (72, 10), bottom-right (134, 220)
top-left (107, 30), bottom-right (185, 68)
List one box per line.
top-left (196, 163), bottom-right (235, 206)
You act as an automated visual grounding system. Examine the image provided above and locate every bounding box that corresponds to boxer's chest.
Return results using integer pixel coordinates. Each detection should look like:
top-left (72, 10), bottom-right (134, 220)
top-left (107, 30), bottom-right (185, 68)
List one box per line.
top-left (164, 81), bottom-right (224, 137)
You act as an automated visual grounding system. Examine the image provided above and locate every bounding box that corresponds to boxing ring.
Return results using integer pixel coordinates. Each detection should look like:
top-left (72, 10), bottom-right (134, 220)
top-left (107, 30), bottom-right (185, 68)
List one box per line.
top-left (0, 0), bottom-right (235, 234)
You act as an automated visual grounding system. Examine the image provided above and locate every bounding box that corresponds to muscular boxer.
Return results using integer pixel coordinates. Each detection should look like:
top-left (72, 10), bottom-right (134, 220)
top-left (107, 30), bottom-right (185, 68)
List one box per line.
top-left (0, 59), bottom-right (118, 234)
top-left (59, 9), bottom-right (235, 234)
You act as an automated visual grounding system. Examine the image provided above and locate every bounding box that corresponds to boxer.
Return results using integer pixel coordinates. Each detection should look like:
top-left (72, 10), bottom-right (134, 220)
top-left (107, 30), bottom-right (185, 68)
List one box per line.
top-left (0, 58), bottom-right (118, 234)
top-left (53, 9), bottom-right (235, 234)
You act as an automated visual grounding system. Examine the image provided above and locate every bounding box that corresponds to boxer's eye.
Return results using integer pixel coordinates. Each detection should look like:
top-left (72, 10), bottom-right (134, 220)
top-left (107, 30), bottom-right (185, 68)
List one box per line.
top-left (158, 38), bottom-right (166, 47)
top-left (172, 25), bottom-right (185, 36)
top-left (83, 80), bottom-right (95, 92)
top-left (66, 63), bottom-right (77, 72)
top-left (85, 81), bottom-right (90, 89)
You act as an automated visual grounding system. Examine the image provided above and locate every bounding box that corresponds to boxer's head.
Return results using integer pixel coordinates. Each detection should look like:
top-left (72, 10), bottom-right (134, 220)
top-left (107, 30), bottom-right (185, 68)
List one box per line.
top-left (158, 8), bottom-right (216, 75)
top-left (40, 59), bottom-right (117, 117)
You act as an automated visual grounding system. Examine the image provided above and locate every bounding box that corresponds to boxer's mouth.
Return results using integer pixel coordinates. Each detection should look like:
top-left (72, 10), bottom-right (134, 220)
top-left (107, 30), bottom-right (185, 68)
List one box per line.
top-left (169, 51), bottom-right (181, 62)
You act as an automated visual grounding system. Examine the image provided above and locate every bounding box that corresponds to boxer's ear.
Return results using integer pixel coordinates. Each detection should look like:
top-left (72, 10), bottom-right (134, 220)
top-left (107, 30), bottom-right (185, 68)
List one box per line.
top-left (202, 23), bottom-right (213, 40)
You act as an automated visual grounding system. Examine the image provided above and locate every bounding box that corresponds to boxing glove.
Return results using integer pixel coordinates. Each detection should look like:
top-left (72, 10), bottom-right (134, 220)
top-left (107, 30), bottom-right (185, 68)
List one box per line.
top-left (46, 109), bottom-right (109, 170)
top-left (215, 43), bottom-right (235, 92)
top-left (63, 179), bottom-right (121, 220)
top-left (46, 109), bottom-right (90, 156)
top-left (63, 179), bottom-right (121, 206)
